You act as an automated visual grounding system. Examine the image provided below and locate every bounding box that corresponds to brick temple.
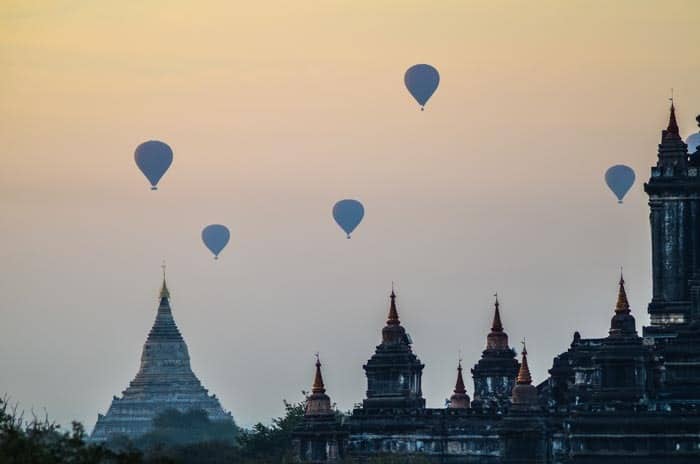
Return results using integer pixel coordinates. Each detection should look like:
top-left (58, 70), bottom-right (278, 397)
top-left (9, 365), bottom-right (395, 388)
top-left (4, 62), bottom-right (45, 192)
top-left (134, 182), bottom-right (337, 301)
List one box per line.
top-left (292, 104), bottom-right (700, 463)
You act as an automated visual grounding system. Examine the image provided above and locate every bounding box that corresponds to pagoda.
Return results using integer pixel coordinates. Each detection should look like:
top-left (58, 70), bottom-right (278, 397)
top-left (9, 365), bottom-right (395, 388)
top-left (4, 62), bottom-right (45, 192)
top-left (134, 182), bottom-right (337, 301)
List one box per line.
top-left (471, 295), bottom-right (519, 411)
top-left (362, 290), bottom-right (425, 409)
top-left (90, 276), bottom-right (232, 442)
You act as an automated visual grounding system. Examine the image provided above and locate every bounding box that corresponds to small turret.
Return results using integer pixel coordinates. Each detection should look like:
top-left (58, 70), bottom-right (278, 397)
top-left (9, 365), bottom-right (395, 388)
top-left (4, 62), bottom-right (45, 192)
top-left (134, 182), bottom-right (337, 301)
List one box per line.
top-left (609, 272), bottom-right (637, 337)
top-left (381, 290), bottom-right (409, 345)
top-left (511, 342), bottom-right (539, 408)
top-left (305, 355), bottom-right (333, 416)
top-left (487, 294), bottom-right (509, 350)
top-left (448, 359), bottom-right (470, 409)
top-left (471, 294), bottom-right (519, 410)
top-left (656, 100), bottom-right (688, 171)
top-left (363, 288), bottom-right (425, 409)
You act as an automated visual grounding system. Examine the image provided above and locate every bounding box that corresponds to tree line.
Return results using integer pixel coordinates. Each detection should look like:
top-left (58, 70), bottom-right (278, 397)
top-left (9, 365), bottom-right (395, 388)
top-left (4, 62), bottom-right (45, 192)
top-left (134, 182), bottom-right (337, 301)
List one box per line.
top-left (0, 397), bottom-right (432, 464)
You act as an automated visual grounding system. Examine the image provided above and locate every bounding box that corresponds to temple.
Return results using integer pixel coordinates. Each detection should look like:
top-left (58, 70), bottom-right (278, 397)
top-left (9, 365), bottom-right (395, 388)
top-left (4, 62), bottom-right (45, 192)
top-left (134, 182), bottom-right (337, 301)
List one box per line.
top-left (90, 276), bottom-right (232, 442)
top-left (293, 105), bottom-right (700, 463)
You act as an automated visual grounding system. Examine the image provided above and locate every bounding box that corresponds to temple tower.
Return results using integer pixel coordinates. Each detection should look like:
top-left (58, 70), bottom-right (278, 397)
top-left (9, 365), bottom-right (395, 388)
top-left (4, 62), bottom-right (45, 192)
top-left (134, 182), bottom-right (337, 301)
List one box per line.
top-left (90, 275), bottom-right (232, 442)
top-left (362, 290), bottom-right (425, 409)
top-left (448, 359), bottom-right (470, 409)
top-left (590, 274), bottom-right (661, 405)
top-left (511, 343), bottom-right (539, 411)
top-left (294, 356), bottom-right (345, 462)
top-left (644, 102), bottom-right (700, 335)
top-left (500, 345), bottom-right (546, 464)
top-left (471, 296), bottom-right (519, 410)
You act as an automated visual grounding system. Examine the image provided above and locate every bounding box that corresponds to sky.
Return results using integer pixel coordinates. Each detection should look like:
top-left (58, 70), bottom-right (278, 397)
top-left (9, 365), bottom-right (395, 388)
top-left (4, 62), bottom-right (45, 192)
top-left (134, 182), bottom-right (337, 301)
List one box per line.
top-left (1, 0), bottom-right (700, 430)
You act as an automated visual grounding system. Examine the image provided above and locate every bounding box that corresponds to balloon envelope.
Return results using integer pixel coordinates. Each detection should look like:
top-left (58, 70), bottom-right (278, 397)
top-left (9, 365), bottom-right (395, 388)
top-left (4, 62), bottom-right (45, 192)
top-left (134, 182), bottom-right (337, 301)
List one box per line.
top-left (686, 133), bottom-right (700, 154)
top-left (333, 199), bottom-right (364, 238)
top-left (202, 224), bottom-right (230, 259)
top-left (404, 64), bottom-right (440, 109)
top-left (134, 140), bottom-right (173, 190)
top-left (605, 165), bottom-right (636, 204)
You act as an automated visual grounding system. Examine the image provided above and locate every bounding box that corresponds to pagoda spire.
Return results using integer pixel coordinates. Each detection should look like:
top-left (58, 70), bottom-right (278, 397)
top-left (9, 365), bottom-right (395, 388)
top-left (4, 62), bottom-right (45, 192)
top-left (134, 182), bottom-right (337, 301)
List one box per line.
top-left (448, 357), bottom-right (470, 409)
top-left (667, 99), bottom-right (679, 135)
top-left (492, 293), bottom-right (503, 332)
top-left (486, 294), bottom-right (509, 350)
top-left (609, 271), bottom-right (637, 337)
top-left (659, 97), bottom-right (684, 146)
top-left (454, 359), bottom-right (466, 394)
top-left (511, 340), bottom-right (539, 408)
top-left (655, 98), bottom-right (687, 170)
top-left (159, 261), bottom-right (170, 300)
top-left (312, 353), bottom-right (326, 394)
top-left (516, 342), bottom-right (532, 385)
top-left (616, 272), bottom-right (630, 314)
top-left (387, 288), bottom-right (400, 326)
top-left (381, 288), bottom-right (409, 345)
top-left (305, 354), bottom-right (332, 416)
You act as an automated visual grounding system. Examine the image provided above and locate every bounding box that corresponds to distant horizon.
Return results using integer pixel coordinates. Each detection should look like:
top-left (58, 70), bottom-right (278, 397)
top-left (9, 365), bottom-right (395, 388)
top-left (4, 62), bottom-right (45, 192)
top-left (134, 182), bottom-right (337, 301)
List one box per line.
top-left (1, 0), bottom-right (700, 432)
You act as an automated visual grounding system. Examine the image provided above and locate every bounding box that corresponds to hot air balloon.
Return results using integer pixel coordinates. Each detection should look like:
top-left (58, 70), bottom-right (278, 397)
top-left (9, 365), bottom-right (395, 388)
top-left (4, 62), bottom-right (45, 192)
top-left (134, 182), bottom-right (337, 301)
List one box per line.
top-left (605, 165), bottom-right (636, 204)
top-left (404, 64), bottom-right (440, 111)
top-left (333, 199), bottom-right (364, 239)
top-left (686, 115), bottom-right (700, 154)
top-left (134, 140), bottom-right (173, 190)
top-left (201, 224), bottom-right (230, 259)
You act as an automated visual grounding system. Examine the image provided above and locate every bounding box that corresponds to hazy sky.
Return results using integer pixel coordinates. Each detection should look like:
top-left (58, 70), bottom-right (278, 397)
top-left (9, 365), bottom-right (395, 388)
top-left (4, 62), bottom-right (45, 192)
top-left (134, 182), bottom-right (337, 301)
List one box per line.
top-left (1, 1), bottom-right (700, 430)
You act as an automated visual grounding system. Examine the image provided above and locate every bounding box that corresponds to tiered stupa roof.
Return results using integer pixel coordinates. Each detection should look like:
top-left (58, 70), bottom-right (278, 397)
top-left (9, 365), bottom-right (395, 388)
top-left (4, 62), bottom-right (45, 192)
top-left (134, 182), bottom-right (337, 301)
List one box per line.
top-left (90, 275), bottom-right (232, 442)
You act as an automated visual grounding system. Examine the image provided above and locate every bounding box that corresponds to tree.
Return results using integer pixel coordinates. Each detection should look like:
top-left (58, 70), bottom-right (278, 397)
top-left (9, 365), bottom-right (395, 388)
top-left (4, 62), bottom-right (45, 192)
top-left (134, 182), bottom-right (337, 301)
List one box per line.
top-left (0, 396), bottom-right (140, 464)
top-left (234, 400), bottom-right (305, 462)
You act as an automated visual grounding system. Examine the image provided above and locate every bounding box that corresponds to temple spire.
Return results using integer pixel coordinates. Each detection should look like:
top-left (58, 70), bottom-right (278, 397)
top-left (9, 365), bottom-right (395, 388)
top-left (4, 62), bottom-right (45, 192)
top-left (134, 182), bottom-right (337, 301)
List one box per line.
top-left (510, 340), bottom-right (539, 408)
top-left (160, 262), bottom-right (170, 300)
top-left (485, 294), bottom-right (509, 350)
top-left (667, 98), bottom-right (679, 135)
top-left (491, 293), bottom-right (503, 332)
top-left (448, 357), bottom-right (470, 409)
top-left (312, 353), bottom-right (326, 395)
top-left (516, 341), bottom-right (532, 385)
top-left (616, 272), bottom-right (630, 314)
top-left (454, 359), bottom-right (466, 394)
top-left (387, 289), bottom-right (400, 326)
top-left (305, 354), bottom-right (332, 415)
top-left (609, 271), bottom-right (637, 337)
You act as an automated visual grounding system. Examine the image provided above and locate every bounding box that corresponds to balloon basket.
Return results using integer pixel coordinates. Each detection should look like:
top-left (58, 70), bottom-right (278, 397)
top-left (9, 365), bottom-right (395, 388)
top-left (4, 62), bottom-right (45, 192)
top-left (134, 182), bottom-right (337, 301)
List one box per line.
top-left (618, 200), bottom-right (623, 204)
top-left (151, 186), bottom-right (158, 190)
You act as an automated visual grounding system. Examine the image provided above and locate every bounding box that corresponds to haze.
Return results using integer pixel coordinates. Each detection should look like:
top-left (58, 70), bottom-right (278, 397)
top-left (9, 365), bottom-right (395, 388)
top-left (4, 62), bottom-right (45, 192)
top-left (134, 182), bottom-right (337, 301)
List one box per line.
top-left (1, 0), bottom-right (699, 429)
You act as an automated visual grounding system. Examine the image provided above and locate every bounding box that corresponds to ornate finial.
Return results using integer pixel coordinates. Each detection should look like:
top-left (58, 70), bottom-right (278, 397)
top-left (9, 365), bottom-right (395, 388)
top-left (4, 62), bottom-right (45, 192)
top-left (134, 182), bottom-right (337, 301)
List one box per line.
top-left (387, 287), bottom-right (400, 325)
top-left (516, 339), bottom-right (532, 385)
top-left (159, 261), bottom-right (170, 299)
top-left (615, 270), bottom-right (630, 313)
top-left (453, 357), bottom-right (467, 395)
top-left (667, 93), bottom-right (679, 135)
top-left (312, 353), bottom-right (326, 394)
top-left (491, 293), bottom-right (503, 332)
